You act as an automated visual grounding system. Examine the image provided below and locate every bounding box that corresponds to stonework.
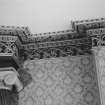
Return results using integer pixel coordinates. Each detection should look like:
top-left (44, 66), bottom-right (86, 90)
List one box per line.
top-left (1, 17), bottom-right (105, 105)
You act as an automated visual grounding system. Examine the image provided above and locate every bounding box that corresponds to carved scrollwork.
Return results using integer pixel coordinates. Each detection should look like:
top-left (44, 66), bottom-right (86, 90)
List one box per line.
top-left (20, 44), bottom-right (92, 60)
top-left (0, 42), bottom-right (18, 58)
top-left (2, 20), bottom-right (105, 62)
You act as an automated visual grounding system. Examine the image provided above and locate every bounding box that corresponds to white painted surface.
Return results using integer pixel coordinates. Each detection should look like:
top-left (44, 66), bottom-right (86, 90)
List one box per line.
top-left (0, 0), bottom-right (105, 33)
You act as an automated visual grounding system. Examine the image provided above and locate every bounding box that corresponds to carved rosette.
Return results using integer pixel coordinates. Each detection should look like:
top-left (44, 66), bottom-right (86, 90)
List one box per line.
top-left (20, 37), bottom-right (92, 60)
top-left (87, 28), bottom-right (105, 47)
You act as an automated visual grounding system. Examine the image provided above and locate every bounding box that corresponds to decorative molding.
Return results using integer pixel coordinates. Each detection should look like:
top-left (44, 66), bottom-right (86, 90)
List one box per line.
top-left (0, 42), bottom-right (18, 57)
top-left (0, 26), bottom-right (31, 68)
top-left (28, 30), bottom-right (78, 43)
top-left (33, 30), bottom-right (75, 37)
top-left (0, 35), bottom-right (18, 42)
top-left (0, 26), bottom-right (31, 43)
top-left (71, 17), bottom-right (105, 33)
top-left (87, 28), bottom-right (105, 36)
top-left (1, 18), bottom-right (105, 61)
top-left (0, 37), bottom-right (21, 69)
top-left (87, 28), bottom-right (105, 47)
top-left (19, 37), bottom-right (91, 60)
top-left (23, 38), bottom-right (91, 49)
top-left (28, 30), bottom-right (88, 43)
top-left (20, 45), bottom-right (91, 60)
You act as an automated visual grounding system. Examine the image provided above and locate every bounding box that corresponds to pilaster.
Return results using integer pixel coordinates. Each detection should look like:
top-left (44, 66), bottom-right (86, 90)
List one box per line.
top-left (0, 26), bottom-right (32, 68)
top-left (87, 28), bottom-right (105, 105)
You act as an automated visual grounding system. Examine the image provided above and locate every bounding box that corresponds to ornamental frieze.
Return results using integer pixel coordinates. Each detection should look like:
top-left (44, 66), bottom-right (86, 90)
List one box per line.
top-left (23, 37), bottom-right (91, 50)
top-left (28, 30), bottom-right (87, 43)
top-left (20, 45), bottom-right (92, 60)
top-left (0, 36), bottom-right (18, 42)
top-left (20, 37), bottom-right (92, 60)
top-left (1, 18), bottom-right (105, 62)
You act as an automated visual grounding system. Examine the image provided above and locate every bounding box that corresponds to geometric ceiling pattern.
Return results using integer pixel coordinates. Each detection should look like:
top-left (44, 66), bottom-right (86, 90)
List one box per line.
top-left (19, 55), bottom-right (101, 105)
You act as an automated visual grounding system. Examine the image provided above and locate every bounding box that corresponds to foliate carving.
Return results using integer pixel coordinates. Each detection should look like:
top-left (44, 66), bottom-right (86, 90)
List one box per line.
top-left (87, 28), bottom-right (105, 35)
top-left (2, 19), bottom-right (105, 63)
top-left (20, 38), bottom-right (92, 60)
top-left (0, 35), bottom-right (22, 69)
top-left (0, 41), bottom-right (20, 69)
top-left (0, 42), bottom-right (18, 58)
top-left (87, 28), bottom-right (105, 47)
top-left (0, 26), bottom-right (30, 68)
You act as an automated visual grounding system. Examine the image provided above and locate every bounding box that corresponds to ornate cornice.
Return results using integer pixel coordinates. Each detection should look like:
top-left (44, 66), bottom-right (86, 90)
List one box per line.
top-left (1, 18), bottom-right (105, 63)
top-left (28, 30), bottom-right (77, 43)
top-left (28, 30), bottom-right (88, 43)
top-left (20, 29), bottom-right (91, 60)
top-left (0, 26), bottom-right (31, 69)
top-left (71, 17), bottom-right (105, 33)
top-left (20, 37), bottom-right (91, 60)
top-left (0, 26), bottom-right (31, 43)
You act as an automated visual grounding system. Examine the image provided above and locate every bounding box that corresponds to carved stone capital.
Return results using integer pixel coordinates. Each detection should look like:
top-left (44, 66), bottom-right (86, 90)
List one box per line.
top-left (87, 28), bottom-right (105, 47)
top-left (0, 26), bottom-right (31, 69)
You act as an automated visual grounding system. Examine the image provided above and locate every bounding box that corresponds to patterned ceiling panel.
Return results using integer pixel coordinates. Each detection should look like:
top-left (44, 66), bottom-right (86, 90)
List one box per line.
top-left (19, 55), bottom-right (101, 105)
